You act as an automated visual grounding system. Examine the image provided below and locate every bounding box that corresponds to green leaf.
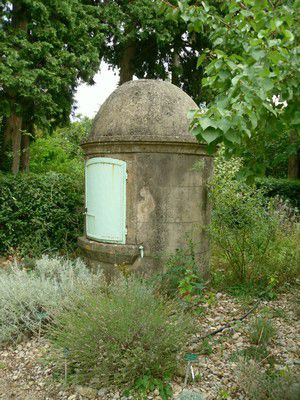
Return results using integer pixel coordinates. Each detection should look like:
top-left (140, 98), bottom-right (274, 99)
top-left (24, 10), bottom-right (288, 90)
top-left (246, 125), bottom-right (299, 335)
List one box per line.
top-left (291, 111), bottom-right (300, 126)
top-left (218, 119), bottom-right (231, 133)
top-left (199, 117), bottom-right (216, 130)
top-left (251, 49), bottom-right (266, 61)
top-left (191, 126), bottom-right (202, 138)
top-left (224, 130), bottom-right (240, 144)
top-left (201, 128), bottom-right (220, 144)
top-left (197, 53), bottom-right (206, 68)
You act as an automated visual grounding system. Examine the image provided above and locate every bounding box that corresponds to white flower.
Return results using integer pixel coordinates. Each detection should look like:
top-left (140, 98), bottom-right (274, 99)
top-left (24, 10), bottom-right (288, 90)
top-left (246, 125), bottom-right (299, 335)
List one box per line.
top-left (270, 94), bottom-right (288, 109)
top-left (272, 94), bottom-right (280, 106)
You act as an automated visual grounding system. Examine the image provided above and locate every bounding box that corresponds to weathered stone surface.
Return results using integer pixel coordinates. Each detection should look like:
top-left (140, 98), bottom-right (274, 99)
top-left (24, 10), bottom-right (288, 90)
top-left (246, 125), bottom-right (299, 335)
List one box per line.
top-left (85, 79), bottom-right (199, 144)
top-left (79, 79), bottom-right (213, 275)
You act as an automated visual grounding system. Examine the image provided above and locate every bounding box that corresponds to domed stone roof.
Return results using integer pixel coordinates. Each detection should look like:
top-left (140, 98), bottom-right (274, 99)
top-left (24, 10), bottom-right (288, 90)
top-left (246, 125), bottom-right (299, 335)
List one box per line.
top-left (86, 79), bottom-right (199, 144)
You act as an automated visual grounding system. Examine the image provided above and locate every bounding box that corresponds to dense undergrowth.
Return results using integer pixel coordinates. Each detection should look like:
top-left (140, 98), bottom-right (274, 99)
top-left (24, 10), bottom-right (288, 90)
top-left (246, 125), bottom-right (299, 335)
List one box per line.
top-left (0, 172), bottom-right (84, 256)
top-left (209, 151), bottom-right (300, 298)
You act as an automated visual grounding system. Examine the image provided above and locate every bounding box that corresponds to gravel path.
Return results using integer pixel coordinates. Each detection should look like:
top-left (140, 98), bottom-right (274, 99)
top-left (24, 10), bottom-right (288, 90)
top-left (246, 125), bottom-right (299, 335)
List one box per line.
top-left (1, 290), bottom-right (299, 400)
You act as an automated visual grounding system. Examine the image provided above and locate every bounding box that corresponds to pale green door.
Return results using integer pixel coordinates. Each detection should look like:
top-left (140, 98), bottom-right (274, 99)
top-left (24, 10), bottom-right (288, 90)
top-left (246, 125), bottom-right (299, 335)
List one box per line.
top-left (85, 157), bottom-right (127, 244)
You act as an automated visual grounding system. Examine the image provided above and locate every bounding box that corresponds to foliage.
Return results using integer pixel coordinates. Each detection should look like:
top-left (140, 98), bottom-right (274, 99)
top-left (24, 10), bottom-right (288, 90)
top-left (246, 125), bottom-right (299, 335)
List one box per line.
top-left (238, 361), bottom-right (300, 400)
top-left (29, 117), bottom-right (91, 175)
top-left (100, 0), bottom-right (209, 102)
top-left (197, 338), bottom-right (213, 356)
top-left (29, 136), bottom-right (83, 175)
top-left (0, 172), bottom-right (84, 256)
top-left (0, 255), bottom-right (96, 344)
top-left (0, 0), bottom-right (103, 128)
top-left (248, 317), bottom-right (276, 346)
top-left (158, 245), bottom-right (204, 301)
top-left (256, 178), bottom-right (300, 209)
top-left (241, 129), bottom-right (297, 178)
top-left (209, 151), bottom-right (300, 294)
top-left (175, 0), bottom-right (300, 177)
top-left (128, 375), bottom-right (173, 400)
top-left (49, 276), bottom-right (193, 391)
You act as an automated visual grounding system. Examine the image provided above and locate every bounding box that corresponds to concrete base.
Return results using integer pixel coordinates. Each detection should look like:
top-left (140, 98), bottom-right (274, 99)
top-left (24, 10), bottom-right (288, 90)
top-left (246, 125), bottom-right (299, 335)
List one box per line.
top-left (78, 236), bottom-right (165, 278)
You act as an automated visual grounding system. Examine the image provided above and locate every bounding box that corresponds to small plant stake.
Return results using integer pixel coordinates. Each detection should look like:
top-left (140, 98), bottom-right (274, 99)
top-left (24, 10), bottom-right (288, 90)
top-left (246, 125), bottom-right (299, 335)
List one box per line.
top-left (184, 353), bottom-right (199, 386)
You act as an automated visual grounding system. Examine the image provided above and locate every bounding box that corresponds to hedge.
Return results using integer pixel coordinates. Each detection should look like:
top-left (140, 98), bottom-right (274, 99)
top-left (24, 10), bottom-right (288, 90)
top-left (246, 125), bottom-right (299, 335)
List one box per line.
top-left (0, 172), bottom-right (84, 256)
top-left (256, 177), bottom-right (300, 210)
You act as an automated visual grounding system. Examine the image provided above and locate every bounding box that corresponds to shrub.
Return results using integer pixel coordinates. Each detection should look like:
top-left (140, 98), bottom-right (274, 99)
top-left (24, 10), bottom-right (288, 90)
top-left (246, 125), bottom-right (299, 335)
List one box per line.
top-left (158, 244), bottom-right (204, 300)
top-left (49, 276), bottom-right (193, 391)
top-left (0, 172), bottom-right (84, 256)
top-left (29, 136), bottom-right (84, 176)
top-left (248, 318), bottom-right (276, 346)
top-left (256, 177), bottom-right (300, 210)
top-left (238, 360), bottom-right (300, 400)
top-left (0, 255), bottom-right (96, 344)
top-left (209, 150), bottom-right (300, 293)
top-left (29, 118), bottom-right (91, 175)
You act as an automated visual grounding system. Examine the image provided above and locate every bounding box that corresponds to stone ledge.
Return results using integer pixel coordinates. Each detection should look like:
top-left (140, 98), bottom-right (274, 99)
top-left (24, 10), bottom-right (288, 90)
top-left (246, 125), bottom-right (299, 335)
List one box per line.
top-left (78, 236), bottom-right (140, 265)
top-left (82, 141), bottom-right (209, 156)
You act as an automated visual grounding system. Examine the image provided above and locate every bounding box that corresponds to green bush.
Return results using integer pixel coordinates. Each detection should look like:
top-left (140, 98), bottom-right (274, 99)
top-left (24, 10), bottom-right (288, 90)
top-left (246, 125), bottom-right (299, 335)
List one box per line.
top-left (238, 361), bottom-right (300, 400)
top-left (49, 276), bottom-right (193, 391)
top-left (256, 177), bottom-right (300, 210)
top-left (0, 172), bottom-right (84, 256)
top-left (29, 136), bottom-right (84, 176)
top-left (27, 118), bottom-right (91, 175)
top-left (209, 151), bottom-right (300, 293)
top-left (0, 256), bottom-right (96, 344)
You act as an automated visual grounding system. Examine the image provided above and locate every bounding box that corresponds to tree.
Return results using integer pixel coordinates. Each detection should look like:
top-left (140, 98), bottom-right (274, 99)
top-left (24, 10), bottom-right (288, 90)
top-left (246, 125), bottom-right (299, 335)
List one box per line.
top-left (0, 0), bottom-right (104, 174)
top-left (174, 0), bottom-right (300, 179)
top-left (99, 0), bottom-right (209, 103)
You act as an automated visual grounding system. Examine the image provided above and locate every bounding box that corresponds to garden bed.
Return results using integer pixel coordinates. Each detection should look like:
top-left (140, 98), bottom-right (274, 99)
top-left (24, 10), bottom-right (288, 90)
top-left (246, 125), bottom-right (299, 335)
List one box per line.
top-left (1, 290), bottom-right (299, 400)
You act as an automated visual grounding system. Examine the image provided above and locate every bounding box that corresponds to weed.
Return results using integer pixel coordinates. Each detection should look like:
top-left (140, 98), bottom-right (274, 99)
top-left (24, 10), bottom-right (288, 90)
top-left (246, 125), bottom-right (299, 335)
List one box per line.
top-left (126, 375), bottom-right (173, 399)
top-left (198, 338), bottom-right (213, 356)
top-left (157, 244), bottom-right (205, 303)
top-left (248, 318), bottom-right (276, 346)
top-left (0, 362), bottom-right (6, 369)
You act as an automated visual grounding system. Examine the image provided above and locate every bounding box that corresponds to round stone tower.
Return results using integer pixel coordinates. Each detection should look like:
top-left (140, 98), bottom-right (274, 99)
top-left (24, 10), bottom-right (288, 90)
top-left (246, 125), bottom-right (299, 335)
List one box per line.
top-left (78, 79), bottom-right (213, 275)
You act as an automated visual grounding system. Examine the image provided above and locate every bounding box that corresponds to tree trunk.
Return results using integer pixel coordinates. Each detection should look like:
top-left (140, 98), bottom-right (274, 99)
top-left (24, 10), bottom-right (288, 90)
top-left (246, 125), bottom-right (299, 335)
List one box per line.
top-left (21, 129), bottom-right (31, 173)
top-left (171, 50), bottom-right (181, 87)
top-left (3, 1), bottom-right (28, 175)
top-left (288, 129), bottom-right (299, 179)
top-left (0, 116), bottom-right (8, 171)
top-left (119, 41), bottom-right (136, 85)
top-left (5, 113), bottom-right (23, 175)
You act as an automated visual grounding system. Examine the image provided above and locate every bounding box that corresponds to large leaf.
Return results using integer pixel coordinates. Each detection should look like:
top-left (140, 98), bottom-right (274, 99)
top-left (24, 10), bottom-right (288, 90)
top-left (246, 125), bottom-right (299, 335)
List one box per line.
top-left (201, 128), bottom-right (221, 144)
